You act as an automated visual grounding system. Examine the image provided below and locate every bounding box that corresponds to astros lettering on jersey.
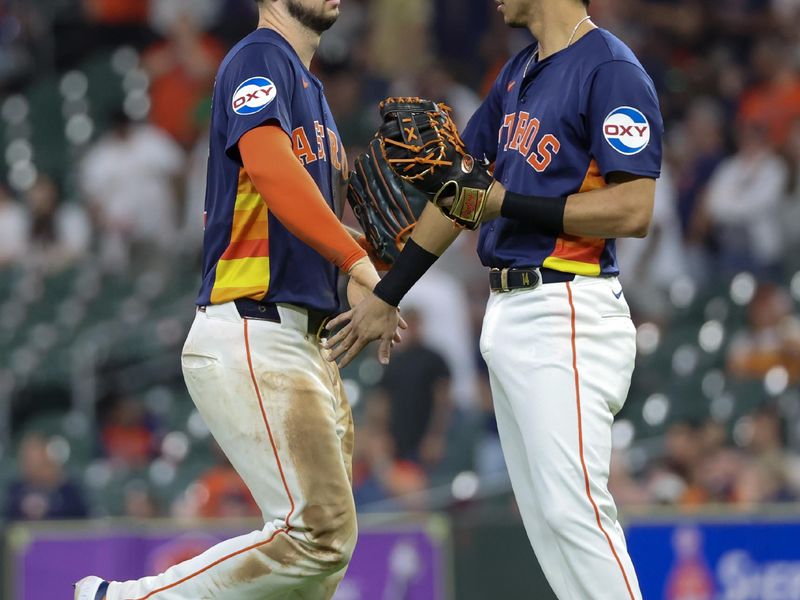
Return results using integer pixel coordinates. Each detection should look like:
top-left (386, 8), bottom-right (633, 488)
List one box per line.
top-left (462, 28), bottom-right (663, 276)
top-left (199, 29), bottom-right (348, 313)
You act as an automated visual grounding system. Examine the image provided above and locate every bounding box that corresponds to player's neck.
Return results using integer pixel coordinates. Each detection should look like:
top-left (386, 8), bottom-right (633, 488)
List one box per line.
top-left (258, 12), bottom-right (320, 69)
top-left (528, 6), bottom-right (593, 61)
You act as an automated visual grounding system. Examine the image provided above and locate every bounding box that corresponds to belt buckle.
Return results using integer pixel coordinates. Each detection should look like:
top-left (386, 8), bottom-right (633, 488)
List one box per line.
top-left (315, 316), bottom-right (331, 340)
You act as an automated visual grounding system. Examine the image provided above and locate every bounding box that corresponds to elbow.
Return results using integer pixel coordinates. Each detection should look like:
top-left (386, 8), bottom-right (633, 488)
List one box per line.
top-left (630, 221), bottom-right (651, 239)
top-left (624, 213), bottom-right (652, 238)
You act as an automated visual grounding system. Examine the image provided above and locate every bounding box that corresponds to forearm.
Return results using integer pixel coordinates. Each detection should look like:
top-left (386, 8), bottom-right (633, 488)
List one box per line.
top-left (562, 179), bottom-right (655, 238)
top-left (409, 203), bottom-right (464, 256)
top-left (491, 176), bottom-right (655, 239)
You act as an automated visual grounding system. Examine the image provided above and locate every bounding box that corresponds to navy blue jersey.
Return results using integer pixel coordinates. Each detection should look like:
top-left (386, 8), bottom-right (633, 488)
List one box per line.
top-left (197, 28), bottom-right (347, 313)
top-left (462, 28), bottom-right (663, 276)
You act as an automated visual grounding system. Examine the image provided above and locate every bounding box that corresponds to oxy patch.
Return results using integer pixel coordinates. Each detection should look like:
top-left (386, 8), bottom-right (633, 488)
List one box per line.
top-left (232, 76), bottom-right (277, 116)
top-left (602, 106), bottom-right (650, 155)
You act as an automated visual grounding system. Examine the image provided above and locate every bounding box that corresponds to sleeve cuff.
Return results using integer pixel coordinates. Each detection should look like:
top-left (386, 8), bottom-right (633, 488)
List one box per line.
top-left (340, 247), bottom-right (368, 273)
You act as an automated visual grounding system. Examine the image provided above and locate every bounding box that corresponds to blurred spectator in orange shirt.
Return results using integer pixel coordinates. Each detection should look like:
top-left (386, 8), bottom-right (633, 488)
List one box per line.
top-left (738, 39), bottom-right (800, 149)
top-left (143, 10), bottom-right (224, 146)
top-left (727, 284), bottom-right (800, 383)
top-left (176, 443), bottom-right (259, 519)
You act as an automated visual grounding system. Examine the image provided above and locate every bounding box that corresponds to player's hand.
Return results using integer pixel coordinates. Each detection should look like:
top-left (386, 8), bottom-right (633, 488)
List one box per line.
top-left (324, 293), bottom-right (405, 367)
top-left (345, 278), bottom-right (404, 345)
top-left (346, 277), bottom-right (372, 309)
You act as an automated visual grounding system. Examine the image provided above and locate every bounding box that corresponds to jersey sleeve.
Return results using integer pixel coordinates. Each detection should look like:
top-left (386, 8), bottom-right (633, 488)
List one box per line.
top-left (222, 43), bottom-right (294, 161)
top-left (462, 58), bottom-right (516, 163)
top-left (583, 60), bottom-right (663, 179)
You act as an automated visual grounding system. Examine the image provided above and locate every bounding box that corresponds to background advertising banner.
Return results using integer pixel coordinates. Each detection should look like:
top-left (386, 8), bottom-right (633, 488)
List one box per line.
top-left (8, 519), bottom-right (449, 600)
top-left (627, 517), bottom-right (800, 600)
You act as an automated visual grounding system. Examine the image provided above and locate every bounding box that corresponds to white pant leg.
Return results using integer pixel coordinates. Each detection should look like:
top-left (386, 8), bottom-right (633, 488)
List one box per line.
top-left (108, 303), bottom-right (356, 600)
top-left (485, 366), bottom-right (581, 599)
top-left (481, 277), bottom-right (642, 600)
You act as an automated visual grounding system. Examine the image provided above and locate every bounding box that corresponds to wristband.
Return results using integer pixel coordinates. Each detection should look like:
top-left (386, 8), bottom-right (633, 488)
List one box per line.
top-left (372, 239), bottom-right (438, 307)
top-left (501, 192), bottom-right (567, 235)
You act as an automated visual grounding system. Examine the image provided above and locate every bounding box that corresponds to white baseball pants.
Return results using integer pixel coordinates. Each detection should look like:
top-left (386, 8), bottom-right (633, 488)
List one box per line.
top-left (107, 302), bottom-right (356, 600)
top-left (480, 275), bottom-right (642, 600)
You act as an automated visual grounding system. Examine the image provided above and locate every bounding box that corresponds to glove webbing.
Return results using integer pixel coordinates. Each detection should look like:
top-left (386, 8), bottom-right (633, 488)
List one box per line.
top-left (381, 101), bottom-right (468, 182)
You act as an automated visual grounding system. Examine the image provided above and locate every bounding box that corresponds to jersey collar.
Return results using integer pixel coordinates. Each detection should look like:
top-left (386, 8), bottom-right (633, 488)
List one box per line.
top-left (526, 27), bottom-right (602, 77)
top-left (254, 27), bottom-right (323, 88)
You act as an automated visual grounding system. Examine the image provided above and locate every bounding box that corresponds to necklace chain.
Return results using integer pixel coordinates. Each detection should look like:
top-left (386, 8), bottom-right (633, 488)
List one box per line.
top-left (523, 15), bottom-right (594, 78)
top-left (567, 15), bottom-right (593, 47)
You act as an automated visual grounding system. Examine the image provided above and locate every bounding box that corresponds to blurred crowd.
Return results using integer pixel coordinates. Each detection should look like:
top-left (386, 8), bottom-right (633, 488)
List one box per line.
top-left (611, 405), bottom-right (800, 510)
top-left (1, 0), bottom-right (800, 523)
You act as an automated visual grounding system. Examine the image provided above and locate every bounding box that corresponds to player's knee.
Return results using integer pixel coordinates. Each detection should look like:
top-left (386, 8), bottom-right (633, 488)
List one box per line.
top-left (302, 498), bottom-right (358, 570)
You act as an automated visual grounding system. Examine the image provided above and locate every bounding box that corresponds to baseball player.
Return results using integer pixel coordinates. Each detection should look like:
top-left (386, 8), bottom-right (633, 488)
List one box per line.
top-left (328, 0), bottom-right (663, 598)
top-left (74, 1), bottom-right (401, 599)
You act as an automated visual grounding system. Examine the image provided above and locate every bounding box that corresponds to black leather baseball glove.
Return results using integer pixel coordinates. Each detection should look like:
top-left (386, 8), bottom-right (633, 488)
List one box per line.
top-left (377, 96), bottom-right (494, 229)
top-left (348, 139), bottom-right (429, 266)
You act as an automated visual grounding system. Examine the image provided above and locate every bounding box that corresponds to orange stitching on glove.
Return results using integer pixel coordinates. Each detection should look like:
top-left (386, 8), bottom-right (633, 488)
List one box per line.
top-left (379, 97), bottom-right (472, 188)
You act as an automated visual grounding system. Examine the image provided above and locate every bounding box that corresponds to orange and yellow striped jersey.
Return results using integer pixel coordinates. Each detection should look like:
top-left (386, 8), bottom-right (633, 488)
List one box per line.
top-left (197, 29), bottom-right (347, 313)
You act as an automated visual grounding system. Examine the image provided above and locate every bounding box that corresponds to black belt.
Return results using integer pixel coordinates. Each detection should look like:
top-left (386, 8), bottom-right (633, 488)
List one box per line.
top-left (200, 300), bottom-right (332, 338)
top-left (489, 267), bottom-right (575, 292)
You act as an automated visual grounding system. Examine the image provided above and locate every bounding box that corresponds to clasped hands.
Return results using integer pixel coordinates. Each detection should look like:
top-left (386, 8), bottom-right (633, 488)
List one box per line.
top-left (323, 259), bottom-right (406, 368)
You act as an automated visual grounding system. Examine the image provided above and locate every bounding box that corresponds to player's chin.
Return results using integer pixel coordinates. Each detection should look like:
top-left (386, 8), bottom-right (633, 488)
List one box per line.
top-left (321, 5), bottom-right (340, 25)
top-left (311, 11), bottom-right (338, 32)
